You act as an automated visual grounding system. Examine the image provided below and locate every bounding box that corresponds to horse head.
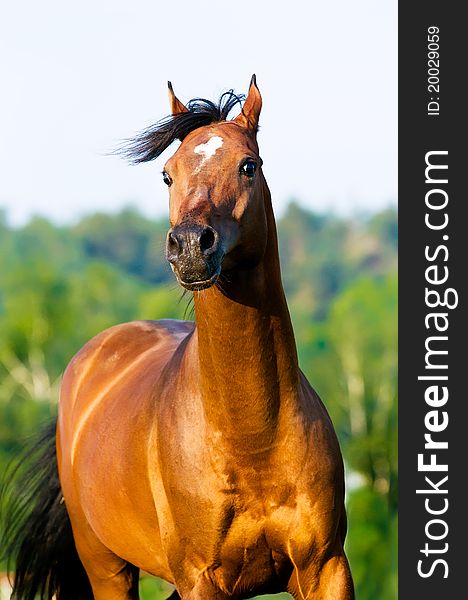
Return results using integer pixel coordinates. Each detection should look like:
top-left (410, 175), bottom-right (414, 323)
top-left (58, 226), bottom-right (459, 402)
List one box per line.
top-left (163, 76), bottom-right (267, 290)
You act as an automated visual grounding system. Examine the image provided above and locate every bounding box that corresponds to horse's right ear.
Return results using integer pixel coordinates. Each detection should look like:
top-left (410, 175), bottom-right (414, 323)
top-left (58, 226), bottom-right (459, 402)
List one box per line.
top-left (168, 81), bottom-right (189, 115)
top-left (234, 74), bottom-right (262, 131)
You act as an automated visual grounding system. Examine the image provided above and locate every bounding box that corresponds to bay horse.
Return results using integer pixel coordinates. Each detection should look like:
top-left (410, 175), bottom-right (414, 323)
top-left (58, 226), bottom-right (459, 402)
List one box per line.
top-left (1, 76), bottom-right (354, 599)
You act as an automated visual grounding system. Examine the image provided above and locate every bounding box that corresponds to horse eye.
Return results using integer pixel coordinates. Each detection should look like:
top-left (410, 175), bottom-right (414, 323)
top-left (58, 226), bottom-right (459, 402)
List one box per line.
top-left (162, 171), bottom-right (173, 186)
top-left (240, 160), bottom-right (257, 178)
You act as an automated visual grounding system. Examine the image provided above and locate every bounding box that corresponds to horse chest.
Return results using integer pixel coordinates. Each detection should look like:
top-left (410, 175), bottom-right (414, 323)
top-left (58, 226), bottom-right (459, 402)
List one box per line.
top-left (191, 461), bottom-right (305, 550)
top-left (167, 424), bottom-right (316, 543)
top-left (197, 496), bottom-right (300, 595)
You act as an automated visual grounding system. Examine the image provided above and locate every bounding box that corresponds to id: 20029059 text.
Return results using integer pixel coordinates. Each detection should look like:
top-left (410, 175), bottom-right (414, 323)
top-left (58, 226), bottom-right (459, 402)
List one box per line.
top-left (427, 26), bottom-right (440, 116)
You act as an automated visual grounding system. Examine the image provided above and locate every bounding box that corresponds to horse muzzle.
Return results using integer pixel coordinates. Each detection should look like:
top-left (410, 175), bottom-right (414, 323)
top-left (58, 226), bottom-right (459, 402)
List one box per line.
top-left (165, 224), bottom-right (223, 291)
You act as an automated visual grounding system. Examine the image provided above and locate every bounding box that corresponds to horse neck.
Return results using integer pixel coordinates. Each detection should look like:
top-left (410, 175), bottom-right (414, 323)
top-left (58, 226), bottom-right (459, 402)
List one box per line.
top-left (192, 178), bottom-right (300, 448)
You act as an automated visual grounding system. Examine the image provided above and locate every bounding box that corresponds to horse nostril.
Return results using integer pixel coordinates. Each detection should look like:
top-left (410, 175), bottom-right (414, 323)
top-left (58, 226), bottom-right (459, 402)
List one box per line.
top-left (167, 231), bottom-right (179, 253)
top-left (199, 228), bottom-right (217, 253)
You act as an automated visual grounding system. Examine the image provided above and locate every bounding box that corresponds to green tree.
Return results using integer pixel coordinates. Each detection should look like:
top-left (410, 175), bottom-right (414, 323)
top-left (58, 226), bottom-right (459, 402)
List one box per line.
top-left (326, 275), bottom-right (397, 600)
top-left (72, 207), bottom-right (172, 284)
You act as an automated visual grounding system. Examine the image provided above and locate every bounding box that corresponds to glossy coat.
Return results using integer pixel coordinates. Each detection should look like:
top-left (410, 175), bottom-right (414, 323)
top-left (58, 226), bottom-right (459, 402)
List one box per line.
top-left (57, 78), bottom-right (354, 599)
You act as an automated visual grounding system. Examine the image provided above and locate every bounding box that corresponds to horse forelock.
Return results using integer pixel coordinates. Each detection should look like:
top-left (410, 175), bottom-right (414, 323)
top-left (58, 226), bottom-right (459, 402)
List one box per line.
top-left (118, 90), bottom-right (246, 165)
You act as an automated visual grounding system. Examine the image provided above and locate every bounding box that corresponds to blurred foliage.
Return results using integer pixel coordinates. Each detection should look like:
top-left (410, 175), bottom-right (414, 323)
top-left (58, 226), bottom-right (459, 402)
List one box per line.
top-left (138, 576), bottom-right (291, 600)
top-left (0, 203), bottom-right (397, 599)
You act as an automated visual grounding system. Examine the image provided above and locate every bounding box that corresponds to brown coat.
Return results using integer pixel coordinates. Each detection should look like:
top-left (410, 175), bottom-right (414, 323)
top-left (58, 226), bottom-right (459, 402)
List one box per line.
top-left (57, 78), bottom-right (354, 599)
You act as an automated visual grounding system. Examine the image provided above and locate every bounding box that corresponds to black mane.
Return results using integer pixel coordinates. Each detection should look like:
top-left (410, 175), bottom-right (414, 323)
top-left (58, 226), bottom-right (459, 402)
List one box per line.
top-left (120, 90), bottom-right (245, 164)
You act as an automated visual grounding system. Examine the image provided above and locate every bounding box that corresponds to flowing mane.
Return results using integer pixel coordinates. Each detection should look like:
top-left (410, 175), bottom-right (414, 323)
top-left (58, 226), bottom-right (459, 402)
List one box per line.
top-left (121, 89), bottom-right (245, 164)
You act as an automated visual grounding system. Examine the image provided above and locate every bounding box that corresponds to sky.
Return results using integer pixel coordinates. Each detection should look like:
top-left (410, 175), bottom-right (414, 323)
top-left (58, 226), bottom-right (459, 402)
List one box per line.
top-left (0, 1), bottom-right (396, 227)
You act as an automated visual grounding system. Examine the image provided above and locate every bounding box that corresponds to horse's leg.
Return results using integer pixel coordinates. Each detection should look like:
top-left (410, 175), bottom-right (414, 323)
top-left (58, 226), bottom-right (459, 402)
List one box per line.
top-left (288, 544), bottom-right (354, 600)
top-left (82, 557), bottom-right (140, 600)
top-left (70, 516), bottom-right (140, 599)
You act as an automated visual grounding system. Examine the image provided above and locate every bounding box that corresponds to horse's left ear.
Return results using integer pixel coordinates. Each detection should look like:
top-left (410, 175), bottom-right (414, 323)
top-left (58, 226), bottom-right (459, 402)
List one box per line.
top-left (234, 74), bottom-right (262, 131)
top-left (168, 81), bottom-right (189, 115)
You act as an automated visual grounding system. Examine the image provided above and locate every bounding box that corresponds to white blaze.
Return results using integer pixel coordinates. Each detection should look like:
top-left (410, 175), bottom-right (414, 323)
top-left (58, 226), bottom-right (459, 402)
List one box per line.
top-left (193, 135), bottom-right (223, 173)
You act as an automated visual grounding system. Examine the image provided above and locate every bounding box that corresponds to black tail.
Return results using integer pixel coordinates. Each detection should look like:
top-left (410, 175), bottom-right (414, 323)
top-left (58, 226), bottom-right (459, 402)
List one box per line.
top-left (0, 418), bottom-right (93, 600)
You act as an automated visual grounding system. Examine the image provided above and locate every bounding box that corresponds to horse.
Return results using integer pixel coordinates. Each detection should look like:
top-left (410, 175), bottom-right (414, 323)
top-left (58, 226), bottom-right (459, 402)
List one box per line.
top-left (1, 76), bottom-right (354, 599)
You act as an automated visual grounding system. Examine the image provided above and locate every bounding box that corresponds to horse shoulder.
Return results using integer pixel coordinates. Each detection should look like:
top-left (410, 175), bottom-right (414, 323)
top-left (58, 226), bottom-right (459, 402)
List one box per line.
top-left (280, 370), bottom-right (345, 555)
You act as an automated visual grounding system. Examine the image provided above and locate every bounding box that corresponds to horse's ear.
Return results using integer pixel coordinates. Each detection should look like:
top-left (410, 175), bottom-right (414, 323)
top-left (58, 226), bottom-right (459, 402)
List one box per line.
top-left (168, 81), bottom-right (189, 115)
top-left (234, 74), bottom-right (262, 131)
